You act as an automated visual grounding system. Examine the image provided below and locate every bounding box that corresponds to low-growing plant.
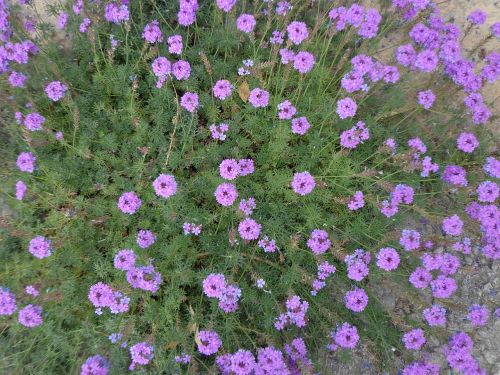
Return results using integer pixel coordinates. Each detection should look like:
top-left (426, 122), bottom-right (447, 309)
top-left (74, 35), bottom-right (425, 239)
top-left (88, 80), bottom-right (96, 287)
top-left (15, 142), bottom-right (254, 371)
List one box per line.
top-left (0, 0), bottom-right (499, 374)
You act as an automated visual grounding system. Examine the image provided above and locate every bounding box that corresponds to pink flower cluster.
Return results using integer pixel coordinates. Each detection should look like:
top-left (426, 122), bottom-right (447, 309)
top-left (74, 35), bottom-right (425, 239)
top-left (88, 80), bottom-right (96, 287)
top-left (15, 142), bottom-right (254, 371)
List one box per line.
top-left (442, 332), bottom-right (486, 373)
top-left (274, 295), bottom-right (309, 330)
top-left (80, 355), bottom-right (109, 375)
top-left (202, 274), bottom-right (241, 313)
top-left (219, 158), bottom-right (254, 180)
top-left (178, 0), bottom-right (198, 26)
top-left (258, 236), bottom-right (278, 253)
top-left (347, 190), bottom-right (365, 210)
top-left (129, 342), bottom-right (154, 371)
top-left (306, 229), bottom-right (331, 255)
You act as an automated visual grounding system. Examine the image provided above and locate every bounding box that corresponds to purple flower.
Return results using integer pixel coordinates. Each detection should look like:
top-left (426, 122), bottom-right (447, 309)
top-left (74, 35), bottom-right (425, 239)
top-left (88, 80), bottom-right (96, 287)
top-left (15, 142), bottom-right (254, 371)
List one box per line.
top-left (28, 236), bottom-right (53, 259)
top-left (24, 112), bottom-right (45, 131)
top-left (442, 165), bottom-right (467, 187)
top-left (210, 123), bottom-right (229, 141)
top-left (492, 22), bottom-right (500, 38)
top-left (376, 247), bottom-right (400, 271)
top-left (276, 1), bottom-right (292, 16)
top-left (15, 180), bottom-right (27, 200)
top-left (114, 249), bottom-right (136, 271)
top-left (467, 304), bottom-right (489, 326)
top-left (279, 48), bottom-right (295, 64)
top-left (55, 131), bottom-right (63, 140)
top-left (239, 197), bottom-right (256, 216)
top-left (230, 350), bottom-right (256, 375)
top-left (24, 285), bottom-right (39, 297)
top-left (402, 328), bottom-right (426, 350)
top-left (287, 21), bottom-right (308, 45)
top-left (180, 92), bottom-right (199, 112)
top-left (172, 60), bottom-right (191, 81)
top-left (270, 30), bottom-right (285, 45)
top-left (88, 282), bottom-right (114, 308)
top-left (333, 322), bottom-right (359, 349)
top-left (258, 236), bottom-right (277, 253)
top-left (442, 215), bottom-right (463, 236)
top-left (203, 274), bottom-right (226, 298)
top-left (277, 100), bottom-right (297, 120)
top-left (484, 157), bottom-right (500, 178)
top-left (345, 287), bottom-right (368, 312)
top-left (197, 330), bottom-right (222, 355)
top-left (409, 267), bottom-right (432, 289)
top-left (467, 9), bottom-right (487, 25)
top-left (336, 97), bottom-right (357, 119)
top-left (177, 7), bottom-right (196, 27)
top-left (142, 20), bottom-right (163, 43)
top-left (307, 229), bottom-right (331, 255)
top-left (291, 171), bottom-right (315, 196)
top-left (104, 2), bottom-right (130, 24)
top-left (293, 51), bottom-right (315, 74)
top-left (136, 229), bottom-right (156, 249)
top-left (214, 183), bottom-right (238, 206)
top-left (117, 191), bottom-right (142, 214)
top-left (129, 342), bottom-right (154, 370)
top-left (219, 159), bottom-right (240, 180)
top-left (238, 218), bottom-right (261, 240)
top-left (79, 18), bottom-right (91, 33)
top-left (0, 288), bottom-right (17, 316)
top-left (430, 275), bottom-right (457, 298)
top-left (126, 265), bottom-right (162, 292)
top-left (8, 71), bottom-right (27, 87)
top-left (414, 49), bottom-right (439, 73)
top-left (153, 174), bottom-right (177, 198)
top-left (236, 14), bottom-right (256, 33)
top-left (423, 305), bottom-right (447, 326)
top-left (152, 57), bottom-right (171, 77)
top-left (347, 261), bottom-right (368, 281)
top-left (18, 304), bottom-right (43, 328)
top-left (291, 116), bottom-right (311, 135)
top-left (238, 159), bottom-right (254, 176)
top-left (399, 229), bottom-right (420, 251)
top-left (45, 81), bottom-right (67, 101)
top-left (216, 0), bottom-right (236, 12)
top-left (166, 35), bottom-right (182, 55)
top-left (456, 132), bottom-right (479, 153)
top-left (340, 121), bottom-right (369, 149)
top-left (396, 44), bottom-right (416, 67)
top-left (347, 191), bottom-right (364, 210)
top-left (213, 79), bottom-right (233, 100)
top-left (57, 12), bottom-right (68, 29)
top-left (418, 90), bottom-right (435, 109)
top-left (248, 88), bottom-right (269, 108)
top-left (477, 181), bottom-right (499, 203)
top-left (174, 353), bottom-right (191, 364)
top-left (80, 355), bottom-right (109, 375)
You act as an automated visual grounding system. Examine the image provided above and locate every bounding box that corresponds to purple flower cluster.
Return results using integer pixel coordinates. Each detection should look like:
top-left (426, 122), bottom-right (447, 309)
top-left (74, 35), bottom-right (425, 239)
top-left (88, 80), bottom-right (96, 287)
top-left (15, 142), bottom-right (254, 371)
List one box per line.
top-left (467, 304), bottom-right (489, 326)
top-left (197, 330), bottom-right (222, 355)
top-left (236, 14), bottom-right (256, 34)
top-left (399, 229), bottom-right (420, 251)
top-left (210, 122), bottom-right (229, 141)
top-left (274, 295), bottom-right (309, 330)
top-left (129, 342), bottom-right (154, 371)
top-left (113, 249), bottom-right (137, 271)
top-left (202, 274), bottom-right (241, 313)
top-left (23, 112), bottom-right (45, 131)
top-left (456, 132), bottom-right (479, 153)
top-left (291, 171), bottom-right (315, 196)
top-left (136, 229), bottom-right (156, 248)
top-left (104, 2), bottom-right (129, 24)
top-left (442, 331), bottom-right (486, 373)
top-left (344, 287), bottom-right (368, 312)
top-left (88, 282), bottom-right (129, 314)
top-left (213, 79), bottom-right (233, 100)
top-left (16, 152), bottom-right (36, 173)
top-left (180, 92), bottom-right (199, 112)
top-left (306, 229), bottom-right (331, 255)
top-left (18, 304), bottom-right (43, 327)
top-left (442, 165), bottom-right (468, 187)
top-left (345, 249), bottom-right (371, 281)
top-left (183, 222), bottom-right (202, 235)
top-left (152, 174), bottom-right (177, 198)
top-left (126, 264), bottom-right (163, 293)
top-left (402, 328), bottom-right (426, 350)
top-left (328, 322), bottom-right (360, 350)
top-left (336, 97), bottom-right (357, 119)
top-left (258, 236), bottom-right (278, 253)
top-left (142, 20), bottom-right (162, 43)
top-left (248, 88), bottom-right (269, 108)
top-left (347, 190), bottom-right (364, 210)
top-left (178, 0), bottom-right (198, 26)
top-left (0, 288), bottom-right (17, 315)
top-left (329, 5), bottom-right (382, 39)
top-left (423, 304), bottom-right (447, 326)
top-left (310, 261), bottom-right (336, 295)
top-left (80, 355), bottom-right (109, 375)
top-left (214, 182), bottom-right (238, 206)
top-left (15, 180), bottom-right (27, 200)
top-left (340, 121), bottom-right (369, 149)
top-left (45, 81), bottom-right (67, 101)
top-left (174, 353), bottom-right (191, 364)
top-left (376, 247), bottom-right (400, 271)
top-left (28, 235), bottom-right (53, 259)
top-left (117, 191), bottom-right (142, 214)
top-left (239, 197), bottom-right (256, 216)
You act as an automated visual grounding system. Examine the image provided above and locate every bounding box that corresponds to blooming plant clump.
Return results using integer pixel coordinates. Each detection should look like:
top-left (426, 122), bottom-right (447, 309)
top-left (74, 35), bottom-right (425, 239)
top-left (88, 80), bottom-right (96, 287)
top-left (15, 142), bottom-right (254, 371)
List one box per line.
top-left (0, 0), bottom-right (499, 374)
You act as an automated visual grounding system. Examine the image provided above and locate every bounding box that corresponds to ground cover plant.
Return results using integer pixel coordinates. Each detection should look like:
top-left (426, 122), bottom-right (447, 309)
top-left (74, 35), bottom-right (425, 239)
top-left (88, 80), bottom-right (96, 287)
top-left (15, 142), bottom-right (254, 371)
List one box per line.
top-left (0, 0), bottom-right (499, 374)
